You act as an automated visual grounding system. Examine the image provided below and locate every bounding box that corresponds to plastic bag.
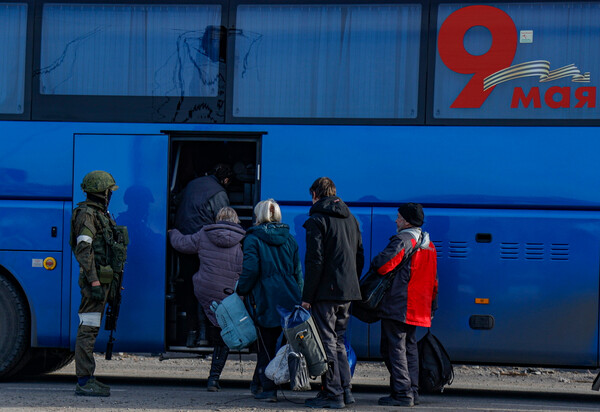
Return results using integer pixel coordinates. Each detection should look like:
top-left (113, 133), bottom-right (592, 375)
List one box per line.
top-left (288, 350), bottom-right (311, 391)
top-left (277, 304), bottom-right (307, 329)
top-left (265, 344), bottom-right (290, 385)
top-left (344, 337), bottom-right (357, 377)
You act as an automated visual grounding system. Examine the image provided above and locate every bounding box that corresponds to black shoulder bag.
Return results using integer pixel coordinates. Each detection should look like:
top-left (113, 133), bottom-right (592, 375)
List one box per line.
top-left (352, 233), bottom-right (423, 323)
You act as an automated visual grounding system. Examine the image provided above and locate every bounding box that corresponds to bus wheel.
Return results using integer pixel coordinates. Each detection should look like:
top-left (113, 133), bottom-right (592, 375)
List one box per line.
top-left (17, 349), bottom-right (74, 376)
top-left (0, 275), bottom-right (30, 379)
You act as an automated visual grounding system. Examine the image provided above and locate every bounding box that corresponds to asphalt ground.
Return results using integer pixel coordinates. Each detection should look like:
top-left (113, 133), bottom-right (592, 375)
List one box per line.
top-left (2, 374), bottom-right (600, 412)
top-left (1, 354), bottom-right (600, 411)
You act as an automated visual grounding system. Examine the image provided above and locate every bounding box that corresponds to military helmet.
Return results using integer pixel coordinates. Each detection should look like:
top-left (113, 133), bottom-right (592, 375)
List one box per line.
top-left (81, 170), bottom-right (119, 193)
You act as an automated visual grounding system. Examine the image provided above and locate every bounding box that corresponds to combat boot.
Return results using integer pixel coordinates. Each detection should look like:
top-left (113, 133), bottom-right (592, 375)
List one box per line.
top-left (75, 379), bottom-right (110, 397)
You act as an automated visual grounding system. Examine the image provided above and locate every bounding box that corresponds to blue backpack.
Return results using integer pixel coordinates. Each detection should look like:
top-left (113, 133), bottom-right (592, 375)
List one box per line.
top-left (210, 293), bottom-right (257, 350)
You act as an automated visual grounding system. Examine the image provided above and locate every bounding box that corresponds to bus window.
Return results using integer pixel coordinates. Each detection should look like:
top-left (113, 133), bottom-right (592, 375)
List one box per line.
top-left (0, 3), bottom-right (27, 114)
top-left (39, 3), bottom-right (222, 97)
top-left (232, 3), bottom-right (422, 120)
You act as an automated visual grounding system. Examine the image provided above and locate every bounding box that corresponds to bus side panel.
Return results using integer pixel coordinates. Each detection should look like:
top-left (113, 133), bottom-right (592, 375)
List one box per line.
top-left (72, 134), bottom-right (168, 353)
top-left (0, 249), bottom-right (63, 347)
top-left (0, 200), bottom-right (64, 251)
top-left (373, 207), bottom-right (600, 367)
top-left (260, 125), bottom-right (600, 208)
top-left (0, 123), bottom-right (73, 199)
top-left (279, 205), bottom-right (373, 358)
top-left (0, 200), bottom-right (65, 347)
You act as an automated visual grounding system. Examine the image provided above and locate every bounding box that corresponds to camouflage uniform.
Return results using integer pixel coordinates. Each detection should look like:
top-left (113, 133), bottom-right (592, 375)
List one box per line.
top-left (70, 171), bottom-right (127, 396)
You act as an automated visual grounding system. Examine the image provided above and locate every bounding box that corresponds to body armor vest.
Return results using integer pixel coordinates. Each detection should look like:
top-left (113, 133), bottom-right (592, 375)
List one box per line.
top-left (71, 201), bottom-right (129, 279)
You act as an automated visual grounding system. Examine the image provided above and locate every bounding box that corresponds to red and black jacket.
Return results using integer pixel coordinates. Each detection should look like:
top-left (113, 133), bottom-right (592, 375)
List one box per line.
top-left (372, 228), bottom-right (438, 327)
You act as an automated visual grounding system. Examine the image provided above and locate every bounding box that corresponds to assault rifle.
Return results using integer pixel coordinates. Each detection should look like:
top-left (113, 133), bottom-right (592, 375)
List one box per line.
top-left (104, 273), bottom-right (123, 360)
top-left (104, 223), bottom-right (128, 360)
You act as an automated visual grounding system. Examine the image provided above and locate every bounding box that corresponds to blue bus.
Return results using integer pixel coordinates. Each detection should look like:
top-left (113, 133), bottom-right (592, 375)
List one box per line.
top-left (1, 0), bottom-right (600, 377)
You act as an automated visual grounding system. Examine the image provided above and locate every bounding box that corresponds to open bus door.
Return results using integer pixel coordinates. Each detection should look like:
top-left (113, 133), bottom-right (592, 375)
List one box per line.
top-left (165, 132), bottom-right (262, 351)
top-left (73, 134), bottom-right (168, 353)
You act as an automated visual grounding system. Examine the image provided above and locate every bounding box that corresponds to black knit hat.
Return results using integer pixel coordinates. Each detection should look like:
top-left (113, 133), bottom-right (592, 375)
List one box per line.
top-left (398, 203), bottom-right (424, 227)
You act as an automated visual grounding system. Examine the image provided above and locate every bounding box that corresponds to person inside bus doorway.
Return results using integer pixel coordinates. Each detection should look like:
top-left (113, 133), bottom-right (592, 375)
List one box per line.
top-left (173, 163), bottom-right (234, 347)
top-left (70, 170), bottom-right (128, 397)
top-left (370, 203), bottom-right (438, 407)
top-left (302, 177), bottom-right (364, 409)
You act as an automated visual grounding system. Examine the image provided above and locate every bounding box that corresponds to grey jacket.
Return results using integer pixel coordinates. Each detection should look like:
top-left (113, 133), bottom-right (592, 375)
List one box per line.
top-left (169, 221), bottom-right (245, 327)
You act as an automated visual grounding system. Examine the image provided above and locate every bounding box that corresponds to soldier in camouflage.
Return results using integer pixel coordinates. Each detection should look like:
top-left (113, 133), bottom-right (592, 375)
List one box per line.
top-left (70, 170), bottom-right (128, 397)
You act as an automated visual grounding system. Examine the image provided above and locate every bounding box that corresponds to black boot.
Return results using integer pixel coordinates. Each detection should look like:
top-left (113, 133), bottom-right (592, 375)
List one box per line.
top-left (186, 330), bottom-right (198, 348)
top-left (250, 368), bottom-right (263, 395)
top-left (196, 305), bottom-right (209, 346)
top-left (207, 345), bottom-right (229, 392)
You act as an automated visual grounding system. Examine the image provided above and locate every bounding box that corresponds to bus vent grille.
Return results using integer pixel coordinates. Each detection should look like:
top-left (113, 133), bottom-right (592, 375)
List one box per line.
top-left (550, 243), bottom-right (570, 261)
top-left (500, 242), bottom-right (519, 259)
top-left (448, 241), bottom-right (468, 259)
top-left (432, 240), bottom-right (443, 259)
top-left (525, 243), bottom-right (545, 260)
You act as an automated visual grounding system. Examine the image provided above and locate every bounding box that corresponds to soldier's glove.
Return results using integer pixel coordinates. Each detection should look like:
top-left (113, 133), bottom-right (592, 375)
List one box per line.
top-left (91, 285), bottom-right (105, 301)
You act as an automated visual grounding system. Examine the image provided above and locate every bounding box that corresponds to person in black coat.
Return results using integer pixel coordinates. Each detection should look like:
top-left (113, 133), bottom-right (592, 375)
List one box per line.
top-left (302, 177), bottom-right (364, 409)
top-left (173, 164), bottom-right (234, 347)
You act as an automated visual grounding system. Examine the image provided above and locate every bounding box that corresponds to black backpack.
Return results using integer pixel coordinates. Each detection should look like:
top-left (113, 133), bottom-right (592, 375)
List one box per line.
top-left (418, 330), bottom-right (454, 393)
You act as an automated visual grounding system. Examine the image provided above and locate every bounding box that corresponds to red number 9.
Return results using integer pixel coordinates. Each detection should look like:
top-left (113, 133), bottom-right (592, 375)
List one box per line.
top-left (438, 5), bottom-right (517, 108)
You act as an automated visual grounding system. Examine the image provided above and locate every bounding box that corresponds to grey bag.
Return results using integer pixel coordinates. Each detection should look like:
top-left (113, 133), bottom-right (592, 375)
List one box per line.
top-left (288, 351), bottom-right (311, 391)
top-left (592, 370), bottom-right (600, 391)
top-left (283, 307), bottom-right (328, 378)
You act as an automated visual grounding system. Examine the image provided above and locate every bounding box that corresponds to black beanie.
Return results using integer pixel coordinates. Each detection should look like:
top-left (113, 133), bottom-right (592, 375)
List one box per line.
top-left (398, 203), bottom-right (424, 227)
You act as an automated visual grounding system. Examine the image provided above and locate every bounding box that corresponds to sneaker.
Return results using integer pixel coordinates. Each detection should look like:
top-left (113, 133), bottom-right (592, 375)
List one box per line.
top-left (344, 387), bottom-right (355, 405)
top-left (88, 377), bottom-right (110, 390)
top-left (254, 390), bottom-right (277, 402)
top-left (315, 390), bottom-right (328, 399)
top-left (378, 396), bottom-right (413, 407)
top-left (75, 380), bottom-right (110, 397)
top-left (305, 394), bottom-right (345, 409)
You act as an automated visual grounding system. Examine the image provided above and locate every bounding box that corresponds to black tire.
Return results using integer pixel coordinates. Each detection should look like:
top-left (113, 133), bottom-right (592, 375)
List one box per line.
top-left (0, 275), bottom-right (30, 379)
top-left (17, 348), bottom-right (75, 376)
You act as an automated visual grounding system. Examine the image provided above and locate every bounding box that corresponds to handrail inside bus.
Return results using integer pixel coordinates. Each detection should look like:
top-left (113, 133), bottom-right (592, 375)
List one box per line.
top-left (170, 144), bottom-right (181, 193)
